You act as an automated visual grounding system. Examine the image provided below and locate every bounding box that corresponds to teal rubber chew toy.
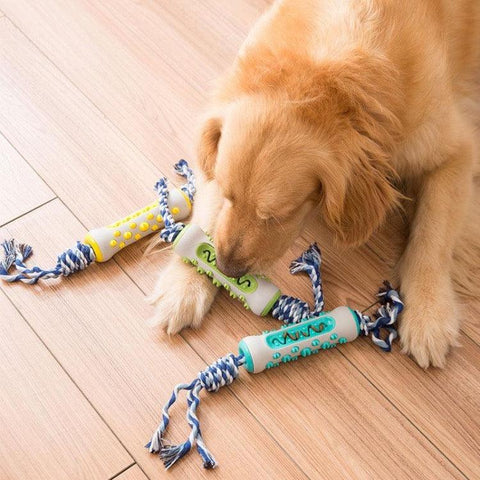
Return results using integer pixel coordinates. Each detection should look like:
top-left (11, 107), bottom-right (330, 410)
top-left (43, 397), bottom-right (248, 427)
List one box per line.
top-left (239, 306), bottom-right (359, 373)
top-left (173, 224), bottom-right (282, 316)
top-left (147, 281), bottom-right (404, 470)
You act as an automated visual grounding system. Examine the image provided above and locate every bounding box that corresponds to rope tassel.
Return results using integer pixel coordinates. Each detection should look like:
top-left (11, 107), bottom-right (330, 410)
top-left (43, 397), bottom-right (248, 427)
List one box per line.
top-left (147, 353), bottom-right (245, 470)
top-left (0, 239), bottom-right (95, 284)
top-left (270, 243), bottom-right (324, 324)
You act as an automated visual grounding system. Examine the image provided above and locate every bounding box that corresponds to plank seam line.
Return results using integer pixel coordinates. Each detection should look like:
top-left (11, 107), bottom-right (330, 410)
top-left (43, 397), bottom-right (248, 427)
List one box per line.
top-left (108, 462), bottom-right (141, 480)
top-left (3, 16), bottom-right (174, 184)
top-left (0, 196), bottom-right (57, 229)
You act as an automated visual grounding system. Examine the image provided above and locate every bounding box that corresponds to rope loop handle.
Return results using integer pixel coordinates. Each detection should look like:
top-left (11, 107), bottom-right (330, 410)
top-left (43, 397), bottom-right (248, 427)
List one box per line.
top-left (155, 160), bottom-right (196, 243)
top-left (271, 243), bottom-right (324, 324)
top-left (175, 159), bottom-right (196, 203)
top-left (147, 353), bottom-right (245, 470)
top-left (356, 281), bottom-right (404, 351)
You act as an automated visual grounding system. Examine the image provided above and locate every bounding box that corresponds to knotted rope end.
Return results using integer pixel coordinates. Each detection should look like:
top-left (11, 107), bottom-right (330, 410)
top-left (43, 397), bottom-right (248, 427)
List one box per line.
top-left (160, 442), bottom-right (192, 470)
top-left (357, 281), bottom-right (404, 351)
top-left (289, 242), bottom-right (321, 275)
top-left (1, 239), bottom-right (33, 272)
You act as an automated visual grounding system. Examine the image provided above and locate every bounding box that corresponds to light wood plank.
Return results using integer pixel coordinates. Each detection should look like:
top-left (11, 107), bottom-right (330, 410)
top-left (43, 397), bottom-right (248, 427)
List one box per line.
top-left (343, 330), bottom-right (480, 479)
top-left (0, 2), bottom-right (477, 478)
top-left (0, 133), bottom-right (55, 226)
top-left (114, 465), bottom-right (148, 480)
top-left (0, 16), bottom-right (164, 229)
top-left (0, 289), bottom-right (132, 480)
top-left (0, 0), bottom-right (265, 171)
top-left (0, 200), bottom-right (308, 479)
top-left (0, 0), bottom-right (206, 168)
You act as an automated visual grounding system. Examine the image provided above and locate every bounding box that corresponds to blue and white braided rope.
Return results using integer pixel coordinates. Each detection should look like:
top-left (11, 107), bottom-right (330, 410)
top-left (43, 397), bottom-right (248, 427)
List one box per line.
top-left (356, 282), bottom-right (404, 351)
top-left (0, 239), bottom-right (95, 284)
top-left (147, 353), bottom-right (245, 469)
top-left (155, 160), bottom-right (196, 243)
top-left (289, 243), bottom-right (324, 315)
top-left (155, 178), bottom-right (186, 243)
top-left (270, 295), bottom-right (311, 324)
top-left (270, 243), bottom-right (324, 324)
top-left (175, 159), bottom-right (196, 203)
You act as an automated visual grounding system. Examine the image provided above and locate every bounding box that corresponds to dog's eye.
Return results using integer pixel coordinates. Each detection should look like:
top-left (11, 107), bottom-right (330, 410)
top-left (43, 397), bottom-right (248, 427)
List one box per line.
top-left (224, 191), bottom-right (236, 203)
top-left (256, 210), bottom-right (275, 222)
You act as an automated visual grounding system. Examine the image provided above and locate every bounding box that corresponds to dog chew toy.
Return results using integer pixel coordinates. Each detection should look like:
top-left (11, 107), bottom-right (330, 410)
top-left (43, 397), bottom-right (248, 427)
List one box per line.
top-left (1, 159), bottom-right (404, 472)
top-left (0, 161), bottom-right (195, 284)
top-left (146, 274), bottom-right (403, 469)
top-left (173, 224), bottom-right (281, 316)
top-left (155, 170), bottom-right (324, 325)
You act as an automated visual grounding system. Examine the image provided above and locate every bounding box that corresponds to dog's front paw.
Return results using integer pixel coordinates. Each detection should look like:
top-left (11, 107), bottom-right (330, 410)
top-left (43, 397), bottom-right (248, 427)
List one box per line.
top-left (399, 290), bottom-right (459, 368)
top-left (147, 258), bottom-right (217, 334)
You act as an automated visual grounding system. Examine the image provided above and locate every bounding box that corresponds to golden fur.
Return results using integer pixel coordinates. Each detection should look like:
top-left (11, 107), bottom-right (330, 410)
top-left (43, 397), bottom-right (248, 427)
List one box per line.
top-left (150, 0), bottom-right (480, 368)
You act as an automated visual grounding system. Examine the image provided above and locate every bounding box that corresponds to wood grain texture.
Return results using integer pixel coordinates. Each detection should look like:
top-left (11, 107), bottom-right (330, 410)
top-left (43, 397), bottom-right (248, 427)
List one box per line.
top-left (0, 1), bottom-right (478, 479)
top-left (114, 465), bottom-right (149, 480)
top-left (0, 133), bottom-right (54, 226)
top-left (0, 0), bottom-right (205, 169)
top-left (0, 200), bottom-right (307, 480)
top-left (301, 218), bottom-right (480, 479)
top-left (0, 289), bottom-right (132, 480)
top-left (0, 16), bottom-right (163, 230)
top-left (0, 0), bottom-right (264, 171)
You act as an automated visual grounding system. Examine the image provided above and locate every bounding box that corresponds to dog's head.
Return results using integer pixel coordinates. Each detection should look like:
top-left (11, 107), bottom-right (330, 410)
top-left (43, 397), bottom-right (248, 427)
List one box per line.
top-left (197, 51), bottom-right (402, 277)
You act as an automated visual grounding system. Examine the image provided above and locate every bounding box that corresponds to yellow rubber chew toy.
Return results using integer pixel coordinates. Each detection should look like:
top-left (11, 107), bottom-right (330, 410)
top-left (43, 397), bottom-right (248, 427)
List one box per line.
top-left (84, 188), bottom-right (191, 262)
top-left (0, 161), bottom-right (195, 284)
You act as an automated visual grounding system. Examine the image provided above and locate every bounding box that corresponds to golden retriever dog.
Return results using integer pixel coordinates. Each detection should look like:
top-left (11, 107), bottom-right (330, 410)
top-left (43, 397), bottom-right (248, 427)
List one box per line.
top-left (150, 0), bottom-right (480, 368)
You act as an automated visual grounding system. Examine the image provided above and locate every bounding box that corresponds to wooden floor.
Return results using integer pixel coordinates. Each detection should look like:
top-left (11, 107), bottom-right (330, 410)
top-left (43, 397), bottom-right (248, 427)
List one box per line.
top-left (0, 1), bottom-right (479, 479)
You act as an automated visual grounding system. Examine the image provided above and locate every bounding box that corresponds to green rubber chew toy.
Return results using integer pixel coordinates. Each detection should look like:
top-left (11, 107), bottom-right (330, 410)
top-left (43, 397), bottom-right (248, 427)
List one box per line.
top-left (173, 224), bottom-right (282, 316)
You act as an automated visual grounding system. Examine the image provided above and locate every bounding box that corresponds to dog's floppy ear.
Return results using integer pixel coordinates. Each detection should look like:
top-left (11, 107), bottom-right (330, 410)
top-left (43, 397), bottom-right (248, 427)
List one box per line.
top-left (196, 111), bottom-right (223, 180)
top-left (320, 152), bottom-right (400, 246)
top-left (314, 51), bottom-right (403, 246)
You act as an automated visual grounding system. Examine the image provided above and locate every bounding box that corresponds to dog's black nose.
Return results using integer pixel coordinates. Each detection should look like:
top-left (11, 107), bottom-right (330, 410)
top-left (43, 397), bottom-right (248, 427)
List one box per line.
top-left (216, 256), bottom-right (249, 278)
